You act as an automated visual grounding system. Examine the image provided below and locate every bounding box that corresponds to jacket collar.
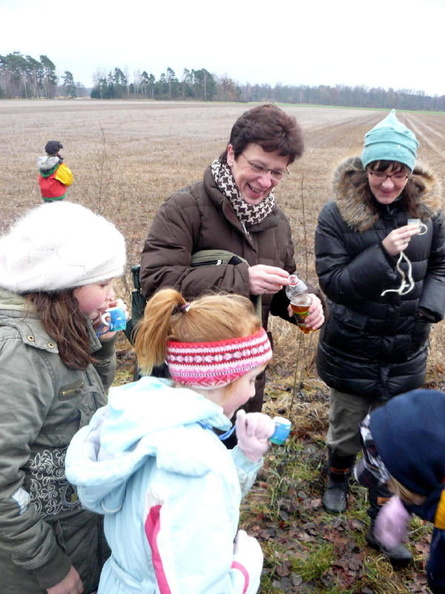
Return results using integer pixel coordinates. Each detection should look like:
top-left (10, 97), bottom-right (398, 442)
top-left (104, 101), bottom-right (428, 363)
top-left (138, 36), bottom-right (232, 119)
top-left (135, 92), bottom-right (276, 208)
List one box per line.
top-left (205, 166), bottom-right (282, 235)
top-left (332, 156), bottom-right (442, 232)
top-left (0, 289), bottom-right (101, 353)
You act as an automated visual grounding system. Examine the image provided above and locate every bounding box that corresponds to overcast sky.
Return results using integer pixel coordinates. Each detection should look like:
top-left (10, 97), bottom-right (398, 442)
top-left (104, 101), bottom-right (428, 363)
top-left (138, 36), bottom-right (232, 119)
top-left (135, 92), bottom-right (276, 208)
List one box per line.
top-left (2, 0), bottom-right (444, 96)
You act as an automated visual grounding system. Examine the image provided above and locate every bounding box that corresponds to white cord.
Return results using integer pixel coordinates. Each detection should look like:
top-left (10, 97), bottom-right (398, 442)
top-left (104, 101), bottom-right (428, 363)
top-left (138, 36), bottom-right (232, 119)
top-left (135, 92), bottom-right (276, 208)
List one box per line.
top-left (381, 251), bottom-right (415, 296)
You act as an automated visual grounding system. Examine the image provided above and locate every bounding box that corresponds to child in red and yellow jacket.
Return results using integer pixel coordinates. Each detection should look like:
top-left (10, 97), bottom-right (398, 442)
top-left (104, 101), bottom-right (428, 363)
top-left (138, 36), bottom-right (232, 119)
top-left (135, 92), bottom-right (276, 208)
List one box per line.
top-left (37, 140), bottom-right (74, 202)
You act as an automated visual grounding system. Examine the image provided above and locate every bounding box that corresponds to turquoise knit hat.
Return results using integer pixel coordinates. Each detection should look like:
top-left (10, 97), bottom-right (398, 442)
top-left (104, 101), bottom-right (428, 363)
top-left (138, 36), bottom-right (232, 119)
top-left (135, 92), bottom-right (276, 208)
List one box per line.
top-left (361, 109), bottom-right (418, 171)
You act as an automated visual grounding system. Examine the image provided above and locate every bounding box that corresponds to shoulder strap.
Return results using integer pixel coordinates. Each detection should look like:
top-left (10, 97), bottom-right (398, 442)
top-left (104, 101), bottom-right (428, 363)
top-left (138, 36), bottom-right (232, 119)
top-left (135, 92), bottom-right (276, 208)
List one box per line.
top-left (191, 250), bottom-right (262, 318)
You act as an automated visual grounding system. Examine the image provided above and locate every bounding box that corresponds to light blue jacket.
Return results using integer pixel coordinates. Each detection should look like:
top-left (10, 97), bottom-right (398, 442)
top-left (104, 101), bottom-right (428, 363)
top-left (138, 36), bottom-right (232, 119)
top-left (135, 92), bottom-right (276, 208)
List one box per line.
top-left (66, 376), bottom-right (263, 593)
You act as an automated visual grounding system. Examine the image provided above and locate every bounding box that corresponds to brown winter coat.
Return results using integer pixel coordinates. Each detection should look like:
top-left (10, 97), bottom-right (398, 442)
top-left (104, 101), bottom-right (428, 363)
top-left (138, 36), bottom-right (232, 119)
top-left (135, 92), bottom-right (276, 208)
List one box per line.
top-left (140, 165), bottom-right (298, 329)
top-left (140, 165), bottom-right (304, 413)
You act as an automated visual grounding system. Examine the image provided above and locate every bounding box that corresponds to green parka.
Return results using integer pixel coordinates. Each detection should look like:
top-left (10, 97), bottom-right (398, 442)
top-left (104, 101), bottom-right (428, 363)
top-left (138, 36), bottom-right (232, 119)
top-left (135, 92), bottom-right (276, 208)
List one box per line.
top-left (0, 289), bottom-right (113, 593)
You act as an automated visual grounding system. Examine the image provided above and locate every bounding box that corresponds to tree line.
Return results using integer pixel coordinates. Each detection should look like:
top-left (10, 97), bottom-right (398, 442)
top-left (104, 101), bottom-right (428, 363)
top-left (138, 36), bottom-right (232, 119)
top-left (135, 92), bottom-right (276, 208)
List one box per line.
top-left (2, 51), bottom-right (445, 112)
top-left (0, 52), bottom-right (83, 99)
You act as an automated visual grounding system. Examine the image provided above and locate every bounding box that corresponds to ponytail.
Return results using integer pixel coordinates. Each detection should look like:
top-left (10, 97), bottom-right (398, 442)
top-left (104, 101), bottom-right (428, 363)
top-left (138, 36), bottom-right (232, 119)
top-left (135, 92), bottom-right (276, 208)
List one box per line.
top-left (135, 289), bottom-right (261, 376)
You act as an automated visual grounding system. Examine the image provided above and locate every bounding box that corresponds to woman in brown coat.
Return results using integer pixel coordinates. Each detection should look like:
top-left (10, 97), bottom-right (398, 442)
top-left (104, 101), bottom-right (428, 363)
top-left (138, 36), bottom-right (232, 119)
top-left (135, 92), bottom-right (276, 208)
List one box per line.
top-left (140, 104), bottom-right (324, 413)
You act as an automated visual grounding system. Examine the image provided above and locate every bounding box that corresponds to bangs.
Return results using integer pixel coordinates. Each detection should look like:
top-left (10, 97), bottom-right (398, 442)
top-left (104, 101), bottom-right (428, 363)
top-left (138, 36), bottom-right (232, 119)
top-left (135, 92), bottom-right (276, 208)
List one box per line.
top-left (368, 160), bottom-right (410, 173)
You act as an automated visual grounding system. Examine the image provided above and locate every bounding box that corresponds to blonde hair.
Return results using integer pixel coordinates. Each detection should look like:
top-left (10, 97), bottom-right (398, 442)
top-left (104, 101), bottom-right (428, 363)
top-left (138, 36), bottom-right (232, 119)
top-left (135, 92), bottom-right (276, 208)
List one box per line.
top-left (135, 289), bottom-right (262, 375)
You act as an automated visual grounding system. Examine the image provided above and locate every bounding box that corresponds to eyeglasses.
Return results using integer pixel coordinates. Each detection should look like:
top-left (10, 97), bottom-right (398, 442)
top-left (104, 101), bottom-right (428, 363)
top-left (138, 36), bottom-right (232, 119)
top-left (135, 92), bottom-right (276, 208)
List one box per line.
top-left (367, 170), bottom-right (410, 183)
top-left (239, 153), bottom-right (288, 182)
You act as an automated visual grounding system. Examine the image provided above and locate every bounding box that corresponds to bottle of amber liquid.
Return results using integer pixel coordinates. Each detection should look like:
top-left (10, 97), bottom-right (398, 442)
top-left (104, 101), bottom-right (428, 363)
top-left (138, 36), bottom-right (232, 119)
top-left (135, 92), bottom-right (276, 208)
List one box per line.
top-left (285, 274), bottom-right (312, 334)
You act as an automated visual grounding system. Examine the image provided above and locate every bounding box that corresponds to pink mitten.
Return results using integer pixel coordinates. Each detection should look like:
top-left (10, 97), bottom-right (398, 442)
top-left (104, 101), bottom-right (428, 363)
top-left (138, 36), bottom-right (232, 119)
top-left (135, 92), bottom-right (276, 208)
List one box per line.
top-left (233, 530), bottom-right (263, 594)
top-left (374, 495), bottom-right (411, 548)
top-left (235, 410), bottom-right (275, 462)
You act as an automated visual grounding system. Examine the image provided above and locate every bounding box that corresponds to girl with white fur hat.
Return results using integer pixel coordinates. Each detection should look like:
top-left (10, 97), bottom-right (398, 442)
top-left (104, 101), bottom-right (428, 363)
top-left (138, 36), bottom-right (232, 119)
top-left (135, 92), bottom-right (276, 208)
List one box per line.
top-left (0, 201), bottom-right (126, 593)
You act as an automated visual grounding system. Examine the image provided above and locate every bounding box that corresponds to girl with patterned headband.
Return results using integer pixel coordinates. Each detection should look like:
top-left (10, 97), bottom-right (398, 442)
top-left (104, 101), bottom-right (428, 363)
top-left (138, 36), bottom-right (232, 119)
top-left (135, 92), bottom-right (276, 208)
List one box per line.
top-left (66, 289), bottom-right (277, 593)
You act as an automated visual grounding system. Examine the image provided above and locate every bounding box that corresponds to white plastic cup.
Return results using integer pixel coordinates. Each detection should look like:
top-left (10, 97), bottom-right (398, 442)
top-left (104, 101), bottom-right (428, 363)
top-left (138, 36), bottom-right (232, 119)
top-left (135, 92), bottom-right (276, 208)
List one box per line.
top-left (269, 416), bottom-right (292, 445)
top-left (408, 218), bottom-right (428, 235)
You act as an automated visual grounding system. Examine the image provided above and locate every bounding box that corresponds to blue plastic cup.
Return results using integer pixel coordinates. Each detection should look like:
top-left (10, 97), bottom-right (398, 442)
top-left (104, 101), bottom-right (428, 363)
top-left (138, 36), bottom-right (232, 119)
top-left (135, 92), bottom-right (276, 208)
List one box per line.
top-left (100, 307), bottom-right (127, 332)
top-left (269, 416), bottom-right (292, 445)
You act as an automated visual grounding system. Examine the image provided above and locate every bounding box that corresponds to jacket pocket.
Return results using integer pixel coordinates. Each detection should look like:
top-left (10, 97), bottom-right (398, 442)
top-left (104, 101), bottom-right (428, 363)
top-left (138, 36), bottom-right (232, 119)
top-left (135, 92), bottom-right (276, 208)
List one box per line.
top-left (59, 379), bottom-right (86, 401)
top-left (330, 303), bottom-right (368, 331)
top-left (51, 510), bottom-right (105, 592)
top-left (410, 316), bottom-right (431, 354)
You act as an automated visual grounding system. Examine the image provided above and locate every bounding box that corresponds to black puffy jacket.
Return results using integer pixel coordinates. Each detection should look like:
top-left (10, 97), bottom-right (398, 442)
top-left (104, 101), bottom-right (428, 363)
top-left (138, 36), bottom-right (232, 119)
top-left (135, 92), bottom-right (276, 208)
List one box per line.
top-left (315, 157), bottom-right (445, 400)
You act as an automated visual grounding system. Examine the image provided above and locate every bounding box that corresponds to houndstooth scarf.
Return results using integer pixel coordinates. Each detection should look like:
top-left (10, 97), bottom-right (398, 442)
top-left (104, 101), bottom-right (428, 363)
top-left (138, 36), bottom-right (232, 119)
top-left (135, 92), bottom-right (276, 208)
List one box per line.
top-left (211, 158), bottom-right (275, 228)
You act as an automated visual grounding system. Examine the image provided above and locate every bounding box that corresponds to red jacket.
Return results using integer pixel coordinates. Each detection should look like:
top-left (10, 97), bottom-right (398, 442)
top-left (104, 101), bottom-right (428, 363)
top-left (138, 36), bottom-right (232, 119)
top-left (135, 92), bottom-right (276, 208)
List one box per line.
top-left (38, 163), bottom-right (73, 201)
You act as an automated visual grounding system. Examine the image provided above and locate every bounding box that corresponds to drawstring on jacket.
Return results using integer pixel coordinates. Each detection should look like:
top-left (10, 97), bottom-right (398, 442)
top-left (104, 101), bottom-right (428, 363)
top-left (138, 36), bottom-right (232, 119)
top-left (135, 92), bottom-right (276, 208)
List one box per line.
top-left (381, 251), bottom-right (415, 297)
top-left (381, 223), bottom-right (427, 297)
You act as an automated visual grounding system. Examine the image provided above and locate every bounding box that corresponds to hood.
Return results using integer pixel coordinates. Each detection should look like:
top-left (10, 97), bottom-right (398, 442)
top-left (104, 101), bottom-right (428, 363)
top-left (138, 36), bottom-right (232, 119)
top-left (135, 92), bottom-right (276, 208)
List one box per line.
top-left (370, 389), bottom-right (445, 497)
top-left (332, 156), bottom-right (442, 232)
top-left (65, 376), bottom-right (231, 513)
top-left (37, 155), bottom-right (60, 172)
top-left (0, 289), bottom-right (28, 312)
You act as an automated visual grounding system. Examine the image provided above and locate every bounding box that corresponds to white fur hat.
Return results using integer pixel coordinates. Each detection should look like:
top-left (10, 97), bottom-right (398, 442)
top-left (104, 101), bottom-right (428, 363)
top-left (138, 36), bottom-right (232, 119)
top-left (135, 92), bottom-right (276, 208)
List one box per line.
top-left (0, 202), bottom-right (126, 293)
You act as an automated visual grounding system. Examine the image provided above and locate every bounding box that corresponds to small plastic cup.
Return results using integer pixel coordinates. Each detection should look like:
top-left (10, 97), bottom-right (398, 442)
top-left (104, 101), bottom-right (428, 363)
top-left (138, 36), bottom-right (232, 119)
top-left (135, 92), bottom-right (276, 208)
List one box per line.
top-left (100, 306), bottom-right (127, 332)
top-left (407, 218), bottom-right (428, 235)
top-left (269, 416), bottom-right (292, 445)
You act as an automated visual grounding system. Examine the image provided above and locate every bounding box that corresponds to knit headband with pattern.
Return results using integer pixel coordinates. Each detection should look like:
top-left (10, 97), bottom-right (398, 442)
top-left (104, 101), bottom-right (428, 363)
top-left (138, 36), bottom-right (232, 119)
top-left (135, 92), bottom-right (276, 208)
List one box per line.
top-left (166, 328), bottom-right (272, 388)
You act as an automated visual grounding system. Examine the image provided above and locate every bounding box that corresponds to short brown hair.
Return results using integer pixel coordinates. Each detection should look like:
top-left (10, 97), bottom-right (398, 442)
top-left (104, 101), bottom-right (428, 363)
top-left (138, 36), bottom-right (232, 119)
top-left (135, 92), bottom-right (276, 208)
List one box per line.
top-left (222, 104), bottom-right (304, 165)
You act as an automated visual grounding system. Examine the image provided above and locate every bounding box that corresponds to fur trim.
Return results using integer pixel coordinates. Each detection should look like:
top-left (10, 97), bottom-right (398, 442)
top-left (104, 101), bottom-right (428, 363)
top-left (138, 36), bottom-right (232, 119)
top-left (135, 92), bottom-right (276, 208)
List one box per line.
top-left (332, 156), bottom-right (443, 232)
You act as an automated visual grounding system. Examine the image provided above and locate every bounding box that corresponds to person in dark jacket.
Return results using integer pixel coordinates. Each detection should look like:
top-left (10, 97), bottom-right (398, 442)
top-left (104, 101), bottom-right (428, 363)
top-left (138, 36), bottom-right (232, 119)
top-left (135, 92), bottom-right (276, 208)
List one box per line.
top-left (314, 110), bottom-right (445, 562)
top-left (354, 389), bottom-right (445, 593)
top-left (0, 202), bottom-right (126, 593)
top-left (140, 104), bottom-right (324, 415)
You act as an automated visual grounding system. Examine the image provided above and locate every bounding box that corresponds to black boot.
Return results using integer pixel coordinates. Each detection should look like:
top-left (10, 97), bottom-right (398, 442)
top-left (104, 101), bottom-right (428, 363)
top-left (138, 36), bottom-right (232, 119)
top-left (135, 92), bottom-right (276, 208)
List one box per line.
top-left (366, 485), bottom-right (413, 566)
top-left (322, 450), bottom-right (356, 514)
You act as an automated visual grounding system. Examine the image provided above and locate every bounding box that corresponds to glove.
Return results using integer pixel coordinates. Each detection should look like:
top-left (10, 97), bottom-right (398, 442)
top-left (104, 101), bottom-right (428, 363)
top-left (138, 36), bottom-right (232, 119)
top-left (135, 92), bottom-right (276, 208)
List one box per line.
top-left (374, 495), bottom-right (411, 548)
top-left (233, 530), bottom-right (263, 594)
top-left (236, 410), bottom-right (275, 462)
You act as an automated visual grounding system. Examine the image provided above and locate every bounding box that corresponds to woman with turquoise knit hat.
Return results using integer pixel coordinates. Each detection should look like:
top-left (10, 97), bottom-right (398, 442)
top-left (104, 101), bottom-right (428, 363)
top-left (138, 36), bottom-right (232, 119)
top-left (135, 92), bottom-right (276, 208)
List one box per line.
top-left (314, 110), bottom-right (445, 563)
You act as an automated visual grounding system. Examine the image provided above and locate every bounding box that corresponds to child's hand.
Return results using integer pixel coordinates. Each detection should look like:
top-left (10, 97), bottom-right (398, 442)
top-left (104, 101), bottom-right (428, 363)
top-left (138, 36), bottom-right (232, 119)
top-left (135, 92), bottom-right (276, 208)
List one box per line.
top-left (235, 410), bottom-right (275, 462)
top-left (233, 530), bottom-right (263, 593)
top-left (374, 495), bottom-right (411, 548)
top-left (107, 297), bottom-right (128, 316)
top-left (46, 565), bottom-right (84, 593)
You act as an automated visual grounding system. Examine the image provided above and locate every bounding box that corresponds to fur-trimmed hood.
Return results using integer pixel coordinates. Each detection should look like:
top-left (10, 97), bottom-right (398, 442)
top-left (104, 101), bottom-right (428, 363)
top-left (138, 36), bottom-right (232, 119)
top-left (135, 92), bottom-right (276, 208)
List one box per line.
top-left (332, 156), bottom-right (443, 232)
